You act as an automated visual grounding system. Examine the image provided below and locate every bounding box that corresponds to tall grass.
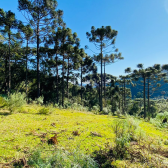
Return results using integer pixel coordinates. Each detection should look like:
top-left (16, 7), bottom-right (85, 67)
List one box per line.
top-left (27, 147), bottom-right (98, 168)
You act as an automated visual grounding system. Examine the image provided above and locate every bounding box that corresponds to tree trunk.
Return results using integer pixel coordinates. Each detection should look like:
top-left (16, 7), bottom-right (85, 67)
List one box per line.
top-left (56, 53), bottom-right (58, 104)
top-left (62, 52), bottom-right (65, 107)
top-left (143, 75), bottom-right (146, 118)
top-left (100, 41), bottom-right (103, 111)
top-left (26, 39), bottom-right (28, 98)
top-left (147, 77), bottom-right (150, 115)
top-left (67, 56), bottom-right (69, 99)
top-left (122, 84), bottom-right (124, 114)
top-left (5, 52), bottom-right (7, 94)
top-left (104, 60), bottom-right (106, 104)
top-left (81, 63), bottom-right (82, 103)
top-left (111, 95), bottom-right (114, 113)
top-left (99, 81), bottom-right (100, 104)
top-left (37, 21), bottom-right (40, 98)
top-left (8, 32), bottom-right (11, 94)
top-left (124, 78), bottom-right (126, 113)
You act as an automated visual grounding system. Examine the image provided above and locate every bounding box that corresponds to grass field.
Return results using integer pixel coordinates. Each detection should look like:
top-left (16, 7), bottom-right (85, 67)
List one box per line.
top-left (0, 104), bottom-right (168, 167)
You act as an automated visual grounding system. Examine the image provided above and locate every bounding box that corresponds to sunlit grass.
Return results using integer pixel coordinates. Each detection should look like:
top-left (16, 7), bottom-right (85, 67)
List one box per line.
top-left (0, 105), bottom-right (168, 167)
top-left (0, 105), bottom-right (115, 163)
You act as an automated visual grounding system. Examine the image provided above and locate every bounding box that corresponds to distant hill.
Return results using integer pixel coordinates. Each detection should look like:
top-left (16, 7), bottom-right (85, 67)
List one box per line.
top-left (124, 78), bottom-right (168, 99)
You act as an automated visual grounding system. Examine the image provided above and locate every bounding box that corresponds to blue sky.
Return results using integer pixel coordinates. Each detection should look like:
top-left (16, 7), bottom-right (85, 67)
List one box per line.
top-left (1, 0), bottom-right (168, 77)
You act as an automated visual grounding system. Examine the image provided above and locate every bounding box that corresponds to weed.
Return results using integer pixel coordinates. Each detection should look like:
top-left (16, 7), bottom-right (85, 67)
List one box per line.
top-left (38, 107), bottom-right (50, 115)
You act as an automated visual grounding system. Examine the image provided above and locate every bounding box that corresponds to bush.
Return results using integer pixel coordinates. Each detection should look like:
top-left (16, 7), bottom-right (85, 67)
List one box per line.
top-left (64, 99), bottom-right (72, 108)
top-left (128, 101), bottom-right (140, 116)
top-left (35, 96), bottom-right (44, 105)
top-left (164, 140), bottom-right (168, 145)
top-left (38, 107), bottom-right (50, 115)
top-left (102, 107), bottom-right (109, 114)
top-left (27, 148), bottom-right (98, 168)
top-left (0, 96), bottom-right (7, 108)
top-left (5, 92), bottom-right (26, 113)
top-left (112, 117), bottom-right (140, 159)
top-left (156, 111), bottom-right (168, 121)
top-left (150, 111), bottom-right (168, 128)
top-left (92, 105), bottom-right (100, 114)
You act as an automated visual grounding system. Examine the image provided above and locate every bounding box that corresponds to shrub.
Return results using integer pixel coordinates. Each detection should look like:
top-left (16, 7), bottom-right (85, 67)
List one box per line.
top-left (150, 111), bottom-right (168, 128)
top-left (164, 140), bottom-right (168, 145)
top-left (38, 107), bottom-right (50, 115)
top-left (111, 120), bottom-right (130, 159)
top-left (0, 96), bottom-right (7, 108)
top-left (92, 105), bottom-right (100, 114)
top-left (156, 111), bottom-right (168, 121)
top-left (5, 92), bottom-right (26, 113)
top-left (64, 99), bottom-right (72, 108)
top-left (111, 117), bottom-right (140, 159)
top-left (27, 148), bottom-right (98, 168)
top-left (34, 96), bottom-right (44, 105)
top-left (128, 101), bottom-right (140, 116)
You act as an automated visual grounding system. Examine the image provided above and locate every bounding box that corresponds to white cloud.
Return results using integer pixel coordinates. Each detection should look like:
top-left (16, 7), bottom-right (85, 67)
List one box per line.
top-left (164, 0), bottom-right (168, 13)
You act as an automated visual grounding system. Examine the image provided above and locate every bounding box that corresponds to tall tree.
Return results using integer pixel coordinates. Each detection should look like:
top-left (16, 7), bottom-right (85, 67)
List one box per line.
top-left (0, 9), bottom-right (18, 93)
top-left (18, 0), bottom-right (64, 98)
top-left (94, 52), bottom-right (123, 104)
top-left (58, 27), bottom-right (73, 107)
top-left (86, 26), bottom-right (121, 111)
top-left (79, 52), bottom-right (93, 103)
top-left (18, 23), bottom-right (33, 97)
top-left (0, 43), bottom-right (8, 93)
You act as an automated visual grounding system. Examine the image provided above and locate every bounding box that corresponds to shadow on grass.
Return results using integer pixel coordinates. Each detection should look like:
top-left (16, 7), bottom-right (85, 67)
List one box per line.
top-left (112, 115), bottom-right (126, 119)
top-left (0, 111), bottom-right (11, 116)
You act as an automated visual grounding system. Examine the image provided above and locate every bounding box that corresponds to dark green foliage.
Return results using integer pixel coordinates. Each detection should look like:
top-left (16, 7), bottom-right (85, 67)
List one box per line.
top-left (128, 101), bottom-right (140, 115)
top-left (93, 149), bottom-right (114, 168)
top-left (86, 26), bottom-right (122, 111)
top-left (0, 8), bottom-right (19, 94)
top-left (18, 0), bottom-right (64, 98)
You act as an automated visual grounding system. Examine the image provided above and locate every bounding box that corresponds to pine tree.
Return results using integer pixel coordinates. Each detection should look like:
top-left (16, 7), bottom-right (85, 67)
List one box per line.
top-left (18, 0), bottom-right (64, 98)
top-left (86, 26), bottom-right (121, 111)
top-left (18, 23), bottom-right (33, 97)
top-left (0, 9), bottom-right (19, 93)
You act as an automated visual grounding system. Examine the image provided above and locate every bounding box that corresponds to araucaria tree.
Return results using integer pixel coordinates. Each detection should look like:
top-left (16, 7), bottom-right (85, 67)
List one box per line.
top-left (0, 9), bottom-right (19, 93)
top-left (86, 26), bottom-right (122, 111)
top-left (18, 23), bottom-right (33, 97)
top-left (18, 0), bottom-right (63, 98)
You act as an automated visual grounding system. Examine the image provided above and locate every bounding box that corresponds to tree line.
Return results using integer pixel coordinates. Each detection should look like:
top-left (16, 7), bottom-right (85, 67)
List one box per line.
top-left (0, 0), bottom-right (168, 119)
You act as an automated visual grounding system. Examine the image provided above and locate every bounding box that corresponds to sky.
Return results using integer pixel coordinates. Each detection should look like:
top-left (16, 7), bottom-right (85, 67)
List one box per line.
top-left (0, 0), bottom-right (168, 77)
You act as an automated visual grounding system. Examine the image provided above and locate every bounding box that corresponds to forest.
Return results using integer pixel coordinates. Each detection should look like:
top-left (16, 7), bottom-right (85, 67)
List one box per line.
top-left (1, 0), bottom-right (168, 167)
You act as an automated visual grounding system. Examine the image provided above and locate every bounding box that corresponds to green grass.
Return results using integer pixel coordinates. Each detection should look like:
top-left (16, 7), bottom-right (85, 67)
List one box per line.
top-left (0, 105), bottom-right (115, 163)
top-left (0, 105), bottom-right (168, 167)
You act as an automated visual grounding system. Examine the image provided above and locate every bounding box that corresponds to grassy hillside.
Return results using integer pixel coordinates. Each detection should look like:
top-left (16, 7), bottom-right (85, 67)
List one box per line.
top-left (0, 104), bottom-right (168, 167)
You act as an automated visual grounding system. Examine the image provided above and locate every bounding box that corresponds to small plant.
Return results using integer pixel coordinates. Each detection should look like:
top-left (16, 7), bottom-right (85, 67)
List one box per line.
top-left (35, 96), bottom-right (44, 105)
top-left (114, 134), bottom-right (130, 159)
top-left (0, 96), bottom-right (7, 108)
top-left (150, 111), bottom-right (168, 128)
top-left (111, 120), bottom-right (130, 159)
top-left (5, 92), bottom-right (26, 113)
top-left (92, 105), bottom-right (99, 113)
top-left (164, 139), bottom-right (168, 145)
top-left (111, 117), bottom-right (140, 159)
top-left (102, 107), bottom-right (109, 114)
top-left (38, 107), bottom-right (50, 115)
top-left (156, 111), bottom-right (168, 121)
